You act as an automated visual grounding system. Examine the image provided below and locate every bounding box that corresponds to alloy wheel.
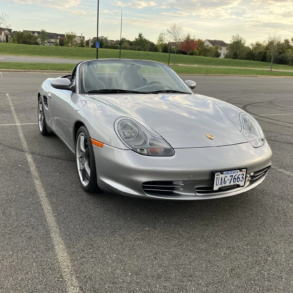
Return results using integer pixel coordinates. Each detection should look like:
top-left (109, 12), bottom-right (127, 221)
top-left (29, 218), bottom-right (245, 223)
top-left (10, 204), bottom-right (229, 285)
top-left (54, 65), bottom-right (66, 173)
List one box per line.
top-left (76, 133), bottom-right (91, 187)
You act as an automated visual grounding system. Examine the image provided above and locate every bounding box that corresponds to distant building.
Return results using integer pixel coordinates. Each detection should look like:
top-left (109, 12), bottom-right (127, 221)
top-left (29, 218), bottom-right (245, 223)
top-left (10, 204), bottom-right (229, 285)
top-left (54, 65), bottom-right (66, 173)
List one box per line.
top-left (23, 30), bottom-right (65, 46)
top-left (22, 30), bottom-right (85, 46)
top-left (74, 34), bottom-right (85, 44)
top-left (204, 39), bottom-right (229, 58)
top-left (0, 27), bottom-right (12, 43)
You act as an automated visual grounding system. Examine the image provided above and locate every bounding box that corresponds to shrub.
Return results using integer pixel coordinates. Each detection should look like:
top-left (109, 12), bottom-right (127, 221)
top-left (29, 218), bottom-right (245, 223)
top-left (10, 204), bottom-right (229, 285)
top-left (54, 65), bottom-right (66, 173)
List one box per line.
top-left (244, 50), bottom-right (254, 60)
top-left (214, 51), bottom-right (221, 58)
top-left (275, 53), bottom-right (289, 64)
top-left (162, 44), bottom-right (169, 53)
top-left (232, 51), bottom-right (238, 59)
top-left (254, 51), bottom-right (264, 61)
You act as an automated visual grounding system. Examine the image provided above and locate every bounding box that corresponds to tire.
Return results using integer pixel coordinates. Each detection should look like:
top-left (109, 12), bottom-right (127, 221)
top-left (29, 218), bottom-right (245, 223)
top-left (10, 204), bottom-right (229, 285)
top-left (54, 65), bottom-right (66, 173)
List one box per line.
top-left (76, 126), bottom-right (99, 193)
top-left (38, 96), bottom-right (50, 136)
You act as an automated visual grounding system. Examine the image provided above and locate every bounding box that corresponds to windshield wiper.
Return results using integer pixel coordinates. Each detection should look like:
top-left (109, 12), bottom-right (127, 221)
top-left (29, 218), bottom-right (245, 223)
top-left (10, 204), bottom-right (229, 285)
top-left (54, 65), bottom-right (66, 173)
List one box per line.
top-left (87, 89), bottom-right (146, 94)
top-left (146, 90), bottom-right (190, 94)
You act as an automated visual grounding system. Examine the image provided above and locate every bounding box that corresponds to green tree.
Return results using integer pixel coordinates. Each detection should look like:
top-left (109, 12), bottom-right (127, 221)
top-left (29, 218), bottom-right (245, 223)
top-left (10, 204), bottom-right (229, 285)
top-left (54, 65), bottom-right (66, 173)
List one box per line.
top-left (122, 42), bottom-right (130, 50)
top-left (213, 50), bottom-right (221, 58)
top-left (196, 40), bottom-right (211, 56)
top-left (227, 34), bottom-right (246, 59)
top-left (79, 38), bottom-right (85, 47)
top-left (134, 33), bottom-right (147, 50)
top-left (157, 33), bottom-right (166, 52)
top-left (53, 40), bottom-right (59, 46)
top-left (251, 41), bottom-right (266, 53)
top-left (14, 31), bottom-right (39, 45)
top-left (59, 38), bottom-right (65, 46)
top-left (40, 29), bottom-right (48, 46)
top-left (65, 32), bottom-right (76, 47)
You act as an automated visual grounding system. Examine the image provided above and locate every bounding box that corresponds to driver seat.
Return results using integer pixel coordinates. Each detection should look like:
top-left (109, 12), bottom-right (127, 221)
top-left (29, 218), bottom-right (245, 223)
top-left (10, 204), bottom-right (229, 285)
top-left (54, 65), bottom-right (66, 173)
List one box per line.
top-left (83, 63), bottom-right (106, 92)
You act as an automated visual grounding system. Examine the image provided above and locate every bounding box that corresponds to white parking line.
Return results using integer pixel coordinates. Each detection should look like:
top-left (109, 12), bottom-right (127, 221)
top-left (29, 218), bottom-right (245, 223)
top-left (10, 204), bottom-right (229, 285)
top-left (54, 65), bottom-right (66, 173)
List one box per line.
top-left (261, 113), bottom-right (293, 116)
top-left (272, 166), bottom-right (293, 177)
top-left (0, 123), bottom-right (38, 126)
top-left (6, 94), bottom-right (81, 293)
top-left (0, 72), bottom-right (3, 78)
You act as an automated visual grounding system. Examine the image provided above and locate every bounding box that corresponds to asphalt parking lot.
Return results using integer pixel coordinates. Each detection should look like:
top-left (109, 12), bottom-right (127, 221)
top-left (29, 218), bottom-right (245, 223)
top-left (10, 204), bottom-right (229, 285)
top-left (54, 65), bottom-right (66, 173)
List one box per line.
top-left (0, 72), bottom-right (293, 293)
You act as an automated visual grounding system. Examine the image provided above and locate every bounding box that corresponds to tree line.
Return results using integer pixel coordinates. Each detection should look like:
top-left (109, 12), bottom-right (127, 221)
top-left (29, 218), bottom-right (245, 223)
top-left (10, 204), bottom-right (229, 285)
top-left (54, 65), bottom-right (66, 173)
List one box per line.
top-left (225, 34), bottom-right (293, 66)
top-left (2, 16), bottom-right (293, 67)
top-left (6, 30), bottom-right (85, 47)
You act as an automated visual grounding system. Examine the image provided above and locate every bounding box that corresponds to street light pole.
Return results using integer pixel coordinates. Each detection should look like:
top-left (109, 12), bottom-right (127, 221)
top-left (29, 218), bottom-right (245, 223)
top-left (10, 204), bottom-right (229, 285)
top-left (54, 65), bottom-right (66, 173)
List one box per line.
top-left (119, 9), bottom-right (123, 59)
top-left (96, 0), bottom-right (100, 59)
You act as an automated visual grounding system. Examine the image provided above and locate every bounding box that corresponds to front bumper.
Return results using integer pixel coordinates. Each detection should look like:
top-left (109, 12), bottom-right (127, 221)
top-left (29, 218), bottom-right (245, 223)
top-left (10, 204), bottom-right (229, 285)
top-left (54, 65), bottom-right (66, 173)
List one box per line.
top-left (93, 141), bottom-right (272, 200)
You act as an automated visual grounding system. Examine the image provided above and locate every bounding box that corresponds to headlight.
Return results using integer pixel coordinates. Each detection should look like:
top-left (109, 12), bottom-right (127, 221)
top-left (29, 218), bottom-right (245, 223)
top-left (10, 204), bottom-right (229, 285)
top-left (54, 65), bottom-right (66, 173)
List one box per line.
top-left (115, 118), bottom-right (175, 156)
top-left (240, 113), bottom-right (265, 148)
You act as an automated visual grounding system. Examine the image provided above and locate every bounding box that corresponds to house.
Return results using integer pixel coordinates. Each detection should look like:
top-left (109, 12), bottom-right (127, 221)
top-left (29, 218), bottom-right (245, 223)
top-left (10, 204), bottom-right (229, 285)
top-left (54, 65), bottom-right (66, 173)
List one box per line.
top-left (23, 30), bottom-right (66, 46)
top-left (204, 39), bottom-right (229, 58)
top-left (74, 35), bottom-right (85, 44)
top-left (0, 27), bottom-right (12, 43)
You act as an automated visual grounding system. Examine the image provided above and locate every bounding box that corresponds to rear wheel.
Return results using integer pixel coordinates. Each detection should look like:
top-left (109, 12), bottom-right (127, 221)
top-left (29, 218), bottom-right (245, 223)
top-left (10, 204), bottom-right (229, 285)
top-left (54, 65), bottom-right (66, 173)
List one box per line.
top-left (76, 126), bottom-right (99, 193)
top-left (38, 96), bottom-right (49, 136)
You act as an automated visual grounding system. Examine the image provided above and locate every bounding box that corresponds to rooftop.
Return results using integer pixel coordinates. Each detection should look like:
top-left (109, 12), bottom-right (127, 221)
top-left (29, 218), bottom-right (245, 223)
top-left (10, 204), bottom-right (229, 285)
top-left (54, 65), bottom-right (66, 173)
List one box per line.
top-left (205, 39), bottom-right (229, 47)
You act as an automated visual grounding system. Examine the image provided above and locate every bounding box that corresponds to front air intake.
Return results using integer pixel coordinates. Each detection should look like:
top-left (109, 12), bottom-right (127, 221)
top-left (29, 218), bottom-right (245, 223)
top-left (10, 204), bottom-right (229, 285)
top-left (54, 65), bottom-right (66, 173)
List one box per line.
top-left (250, 167), bottom-right (270, 182)
top-left (142, 181), bottom-right (184, 196)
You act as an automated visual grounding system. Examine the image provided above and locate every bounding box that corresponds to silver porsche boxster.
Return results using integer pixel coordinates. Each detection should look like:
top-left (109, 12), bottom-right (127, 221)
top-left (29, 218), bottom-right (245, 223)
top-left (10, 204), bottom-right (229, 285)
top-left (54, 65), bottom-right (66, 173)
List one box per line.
top-left (38, 59), bottom-right (272, 200)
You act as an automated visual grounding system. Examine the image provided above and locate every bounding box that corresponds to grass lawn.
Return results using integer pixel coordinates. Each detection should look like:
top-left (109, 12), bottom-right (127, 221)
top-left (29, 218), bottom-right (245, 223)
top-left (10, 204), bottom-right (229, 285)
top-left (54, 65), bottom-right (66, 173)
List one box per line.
top-left (1, 43), bottom-right (292, 71)
top-left (1, 62), bottom-right (293, 77)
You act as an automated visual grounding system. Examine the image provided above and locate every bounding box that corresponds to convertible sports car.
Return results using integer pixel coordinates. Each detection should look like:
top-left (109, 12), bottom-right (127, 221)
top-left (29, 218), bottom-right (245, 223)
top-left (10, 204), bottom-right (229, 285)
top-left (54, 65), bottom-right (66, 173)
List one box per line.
top-left (38, 59), bottom-right (272, 200)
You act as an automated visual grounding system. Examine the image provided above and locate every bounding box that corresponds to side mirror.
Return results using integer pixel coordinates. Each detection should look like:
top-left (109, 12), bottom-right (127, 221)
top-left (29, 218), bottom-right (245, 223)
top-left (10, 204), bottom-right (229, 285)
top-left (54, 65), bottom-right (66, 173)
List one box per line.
top-left (185, 80), bottom-right (196, 89)
top-left (51, 78), bottom-right (72, 90)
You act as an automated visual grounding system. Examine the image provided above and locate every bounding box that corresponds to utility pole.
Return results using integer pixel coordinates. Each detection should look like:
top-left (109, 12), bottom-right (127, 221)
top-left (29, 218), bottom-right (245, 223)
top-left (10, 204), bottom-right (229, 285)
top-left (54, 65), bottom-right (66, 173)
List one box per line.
top-left (119, 9), bottom-right (123, 59)
top-left (96, 0), bottom-right (100, 59)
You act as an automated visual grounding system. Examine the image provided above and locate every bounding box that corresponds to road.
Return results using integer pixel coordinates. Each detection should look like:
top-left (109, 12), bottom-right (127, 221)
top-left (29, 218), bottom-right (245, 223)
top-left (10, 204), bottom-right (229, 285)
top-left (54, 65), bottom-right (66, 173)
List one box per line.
top-left (0, 72), bottom-right (293, 292)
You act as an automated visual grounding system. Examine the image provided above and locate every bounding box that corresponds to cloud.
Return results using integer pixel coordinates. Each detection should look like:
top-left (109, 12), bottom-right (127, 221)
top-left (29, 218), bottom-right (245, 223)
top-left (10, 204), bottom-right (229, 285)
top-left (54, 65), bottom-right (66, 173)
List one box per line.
top-left (115, 1), bottom-right (158, 9)
top-left (156, 0), bottom-right (242, 19)
top-left (12, 0), bottom-right (80, 9)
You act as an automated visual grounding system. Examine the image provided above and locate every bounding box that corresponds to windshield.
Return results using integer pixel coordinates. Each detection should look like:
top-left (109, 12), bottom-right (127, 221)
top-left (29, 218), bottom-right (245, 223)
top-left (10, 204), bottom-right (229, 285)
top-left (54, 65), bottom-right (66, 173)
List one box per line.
top-left (79, 60), bottom-right (191, 94)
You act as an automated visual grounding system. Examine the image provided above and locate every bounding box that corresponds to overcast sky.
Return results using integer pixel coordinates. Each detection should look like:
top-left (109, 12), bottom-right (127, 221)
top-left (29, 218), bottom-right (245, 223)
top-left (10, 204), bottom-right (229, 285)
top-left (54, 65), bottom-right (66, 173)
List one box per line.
top-left (2, 0), bottom-right (292, 44)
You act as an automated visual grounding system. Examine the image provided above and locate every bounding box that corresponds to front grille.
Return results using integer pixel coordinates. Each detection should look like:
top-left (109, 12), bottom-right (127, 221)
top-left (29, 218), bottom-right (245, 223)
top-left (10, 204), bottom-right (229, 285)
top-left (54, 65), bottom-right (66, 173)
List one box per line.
top-left (143, 167), bottom-right (271, 197)
top-left (195, 166), bottom-right (271, 195)
top-left (142, 181), bottom-right (184, 196)
top-left (43, 95), bottom-right (48, 108)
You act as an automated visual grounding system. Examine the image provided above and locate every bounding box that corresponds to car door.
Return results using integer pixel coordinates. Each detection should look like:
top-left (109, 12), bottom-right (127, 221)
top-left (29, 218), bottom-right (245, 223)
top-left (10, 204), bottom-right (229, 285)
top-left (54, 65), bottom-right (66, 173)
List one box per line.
top-left (49, 81), bottom-right (73, 144)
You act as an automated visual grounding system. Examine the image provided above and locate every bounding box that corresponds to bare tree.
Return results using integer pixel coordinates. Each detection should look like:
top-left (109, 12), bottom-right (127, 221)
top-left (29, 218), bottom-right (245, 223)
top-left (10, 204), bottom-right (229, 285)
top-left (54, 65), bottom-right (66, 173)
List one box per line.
top-left (166, 23), bottom-right (183, 65)
top-left (0, 12), bottom-right (10, 28)
top-left (267, 34), bottom-right (281, 71)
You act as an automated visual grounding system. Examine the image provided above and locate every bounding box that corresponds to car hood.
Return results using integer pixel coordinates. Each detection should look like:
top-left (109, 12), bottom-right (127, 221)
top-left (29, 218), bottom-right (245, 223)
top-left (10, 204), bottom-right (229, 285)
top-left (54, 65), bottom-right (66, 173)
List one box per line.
top-left (87, 93), bottom-right (247, 148)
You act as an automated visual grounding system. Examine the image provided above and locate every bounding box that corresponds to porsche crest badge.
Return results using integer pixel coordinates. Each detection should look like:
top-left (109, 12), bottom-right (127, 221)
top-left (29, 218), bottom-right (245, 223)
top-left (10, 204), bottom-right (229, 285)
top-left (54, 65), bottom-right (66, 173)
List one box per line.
top-left (206, 134), bottom-right (214, 140)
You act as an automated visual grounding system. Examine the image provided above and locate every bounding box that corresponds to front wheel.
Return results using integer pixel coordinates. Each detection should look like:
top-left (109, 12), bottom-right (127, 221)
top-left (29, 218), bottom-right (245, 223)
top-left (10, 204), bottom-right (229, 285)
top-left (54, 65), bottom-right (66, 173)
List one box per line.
top-left (38, 96), bottom-right (49, 136)
top-left (76, 126), bottom-right (99, 193)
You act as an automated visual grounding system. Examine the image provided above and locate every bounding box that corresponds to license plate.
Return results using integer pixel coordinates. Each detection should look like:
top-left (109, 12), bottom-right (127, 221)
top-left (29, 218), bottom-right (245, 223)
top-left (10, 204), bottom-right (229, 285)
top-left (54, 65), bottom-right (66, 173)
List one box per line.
top-left (213, 169), bottom-right (247, 191)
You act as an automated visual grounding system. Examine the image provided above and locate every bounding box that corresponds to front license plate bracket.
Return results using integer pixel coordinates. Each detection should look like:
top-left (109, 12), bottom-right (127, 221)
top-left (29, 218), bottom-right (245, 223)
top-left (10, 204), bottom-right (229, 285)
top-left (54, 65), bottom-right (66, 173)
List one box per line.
top-left (213, 169), bottom-right (247, 191)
